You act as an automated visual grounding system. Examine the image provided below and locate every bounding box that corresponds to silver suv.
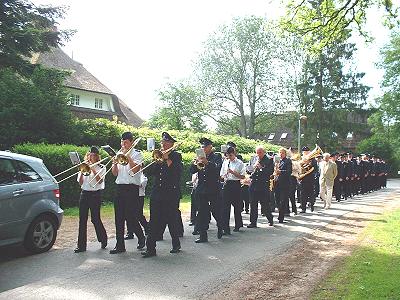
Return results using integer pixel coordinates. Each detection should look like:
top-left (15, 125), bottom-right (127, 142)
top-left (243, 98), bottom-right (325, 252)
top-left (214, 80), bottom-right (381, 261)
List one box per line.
top-left (0, 151), bottom-right (63, 253)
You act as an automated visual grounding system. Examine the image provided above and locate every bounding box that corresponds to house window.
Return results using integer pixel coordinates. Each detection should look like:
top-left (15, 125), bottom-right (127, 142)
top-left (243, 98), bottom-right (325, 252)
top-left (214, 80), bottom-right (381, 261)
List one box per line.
top-left (280, 133), bottom-right (288, 139)
top-left (268, 133), bottom-right (275, 140)
top-left (346, 132), bottom-right (354, 140)
top-left (95, 98), bottom-right (103, 109)
top-left (69, 94), bottom-right (80, 106)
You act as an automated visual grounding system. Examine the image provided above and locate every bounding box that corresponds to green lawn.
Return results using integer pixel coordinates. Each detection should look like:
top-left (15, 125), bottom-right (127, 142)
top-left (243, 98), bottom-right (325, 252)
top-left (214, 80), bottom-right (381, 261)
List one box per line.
top-left (312, 209), bottom-right (400, 300)
top-left (63, 194), bottom-right (192, 218)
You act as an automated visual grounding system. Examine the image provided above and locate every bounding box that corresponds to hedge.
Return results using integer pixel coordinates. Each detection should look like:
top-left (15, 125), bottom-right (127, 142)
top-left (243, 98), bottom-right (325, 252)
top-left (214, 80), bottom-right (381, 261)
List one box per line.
top-left (13, 142), bottom-right (277, 208)
top-left (74, 118), bottom-right (280, 154)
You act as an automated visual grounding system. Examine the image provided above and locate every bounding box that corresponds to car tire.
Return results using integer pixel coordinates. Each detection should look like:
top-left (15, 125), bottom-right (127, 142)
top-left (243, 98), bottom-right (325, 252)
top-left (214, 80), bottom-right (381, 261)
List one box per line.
top-left (24, 215), bottom-right (58, 254)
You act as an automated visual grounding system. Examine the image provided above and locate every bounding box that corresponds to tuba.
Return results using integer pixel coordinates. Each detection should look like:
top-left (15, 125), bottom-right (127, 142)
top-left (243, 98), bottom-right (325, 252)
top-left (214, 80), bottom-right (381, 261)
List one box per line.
top-left (298, 144), bottom-right (322, 180)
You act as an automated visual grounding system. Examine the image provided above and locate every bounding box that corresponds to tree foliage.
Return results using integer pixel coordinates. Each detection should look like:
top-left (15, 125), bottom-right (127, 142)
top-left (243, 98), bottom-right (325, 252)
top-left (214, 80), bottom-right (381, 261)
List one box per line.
top-left (281, 0), bottom-right (399, 51)
top-left (295, 38), bottom-right (370, 149)
top-left (147, 81), bottom-right (208, 131)
top-left (196, 16), bottom-right (294, 138)
top-left (0, 67), bottom-right (76, 149)
top-left (0, 0), bottom-right (73, 75)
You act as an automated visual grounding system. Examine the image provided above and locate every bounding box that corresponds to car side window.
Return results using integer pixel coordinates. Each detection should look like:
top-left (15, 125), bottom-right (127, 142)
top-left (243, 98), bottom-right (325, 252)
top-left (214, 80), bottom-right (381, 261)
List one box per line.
top-left (0, 158), bottom-right (19, 185)
top-left (14, 160), bottom-right (42, 182)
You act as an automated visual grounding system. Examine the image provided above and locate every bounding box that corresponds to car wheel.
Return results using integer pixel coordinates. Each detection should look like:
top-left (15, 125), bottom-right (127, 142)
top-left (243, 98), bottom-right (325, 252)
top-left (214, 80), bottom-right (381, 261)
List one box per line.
top-left (24, 215), bottom-right (57, 254)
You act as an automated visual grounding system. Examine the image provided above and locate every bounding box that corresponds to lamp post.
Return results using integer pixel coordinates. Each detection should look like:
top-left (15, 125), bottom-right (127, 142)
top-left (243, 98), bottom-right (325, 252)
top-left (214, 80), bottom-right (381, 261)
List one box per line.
top-left (298, 115), bottom-right (307, 152)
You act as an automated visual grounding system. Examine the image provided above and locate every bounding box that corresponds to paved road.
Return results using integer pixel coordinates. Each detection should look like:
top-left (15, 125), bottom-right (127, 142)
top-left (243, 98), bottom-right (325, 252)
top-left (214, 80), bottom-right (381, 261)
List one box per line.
top-left (1, 179), bottom-right (399, 300)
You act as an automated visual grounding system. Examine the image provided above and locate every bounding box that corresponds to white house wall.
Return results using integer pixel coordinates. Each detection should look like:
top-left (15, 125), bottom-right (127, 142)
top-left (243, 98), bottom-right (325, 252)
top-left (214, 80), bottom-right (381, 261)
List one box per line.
top-left (66, 87), bottom-right (115, 112)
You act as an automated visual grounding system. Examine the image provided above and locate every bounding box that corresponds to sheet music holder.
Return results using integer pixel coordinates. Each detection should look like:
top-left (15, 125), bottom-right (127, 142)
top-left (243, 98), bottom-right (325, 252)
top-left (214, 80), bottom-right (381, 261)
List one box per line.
top-left (101, 145), bottom-right (117, 157)
top-left (195, 148), bottom-right (206, 158)
top-left (68, 152), bottom-right (81, 166)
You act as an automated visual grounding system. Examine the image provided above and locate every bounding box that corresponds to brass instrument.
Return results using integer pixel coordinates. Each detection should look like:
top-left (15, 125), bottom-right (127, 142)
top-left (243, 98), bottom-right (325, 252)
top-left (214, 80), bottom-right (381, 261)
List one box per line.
top-left (193, 158), bottom-right (206, 170)
top-left (115, 137), bottom-right (142, 166)
top-left (269, 155), bottom-right (281, 192)
top-left (55, 157), bottom-right (109, 184)
top-left (129, 141), bottom-right (183, 176)
top-left (298, 144), bottom-right (322, 180)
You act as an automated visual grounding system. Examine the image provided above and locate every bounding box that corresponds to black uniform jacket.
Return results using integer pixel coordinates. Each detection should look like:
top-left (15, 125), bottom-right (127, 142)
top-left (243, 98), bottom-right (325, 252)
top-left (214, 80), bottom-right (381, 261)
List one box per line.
top-left (276, 157), bottom-right (292, 188)
top-left (146, 150), bottom-right (183, 200)
top-left (249, 155), bottom-right (273, 192)
top-left (190, 151), bottom-right (223, 194)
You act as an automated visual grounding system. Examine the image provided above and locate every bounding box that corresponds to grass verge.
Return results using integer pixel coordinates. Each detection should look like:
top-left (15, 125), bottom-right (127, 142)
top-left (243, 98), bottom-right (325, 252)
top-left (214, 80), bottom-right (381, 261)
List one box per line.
top-left (311, 208), bottom-right (400, 299)
top-left (63, 194), bottom-right (192, 218)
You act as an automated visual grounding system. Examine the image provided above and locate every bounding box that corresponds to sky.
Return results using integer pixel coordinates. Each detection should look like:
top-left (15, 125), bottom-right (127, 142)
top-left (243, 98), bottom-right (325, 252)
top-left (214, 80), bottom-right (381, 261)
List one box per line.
top-left (32, 0), bottom-right (391, 121)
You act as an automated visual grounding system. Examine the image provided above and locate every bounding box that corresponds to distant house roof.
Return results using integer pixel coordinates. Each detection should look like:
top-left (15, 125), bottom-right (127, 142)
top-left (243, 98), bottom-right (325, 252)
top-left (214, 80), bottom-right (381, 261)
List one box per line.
top-left (31, 48), bottom-right (144, 127)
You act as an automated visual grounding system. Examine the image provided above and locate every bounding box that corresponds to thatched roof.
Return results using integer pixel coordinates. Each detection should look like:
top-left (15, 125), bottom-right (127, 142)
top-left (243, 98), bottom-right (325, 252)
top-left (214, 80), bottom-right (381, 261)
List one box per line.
top-left (31, 48), bottom-right (144, 127)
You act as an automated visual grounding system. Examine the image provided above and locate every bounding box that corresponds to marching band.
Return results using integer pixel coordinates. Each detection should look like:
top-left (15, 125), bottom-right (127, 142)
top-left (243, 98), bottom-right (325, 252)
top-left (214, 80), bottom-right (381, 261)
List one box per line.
top-left (71, 132), bottom-right (389, 257)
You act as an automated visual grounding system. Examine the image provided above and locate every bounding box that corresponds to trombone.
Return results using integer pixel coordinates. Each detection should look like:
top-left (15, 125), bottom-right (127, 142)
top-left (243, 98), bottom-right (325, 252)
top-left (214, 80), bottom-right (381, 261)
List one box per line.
top-left (128, 141), bottom-right (182, 177)
top-left (91, 137), bottom-right (142, 187)
top-left (54, 156), bottom-right (109, 184)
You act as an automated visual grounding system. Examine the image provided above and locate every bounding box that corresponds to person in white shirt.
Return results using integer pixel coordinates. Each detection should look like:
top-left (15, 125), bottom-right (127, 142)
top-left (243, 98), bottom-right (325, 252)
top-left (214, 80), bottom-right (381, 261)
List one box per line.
top-left (74, 146), bottom-right (107, 253)
top-left (109, 131), bottom-right (145, 254)
top-left (220, 146), bottom-right (246, 233)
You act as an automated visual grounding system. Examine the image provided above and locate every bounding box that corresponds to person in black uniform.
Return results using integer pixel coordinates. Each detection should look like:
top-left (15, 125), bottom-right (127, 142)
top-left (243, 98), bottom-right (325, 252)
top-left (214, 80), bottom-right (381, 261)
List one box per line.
top-left (299, 146), bottom-right (317, 213)
top-left (74, 146), bottom-right (108, 253)
top-left (190, 138), bottom-right (223, 243)
top-left (275, 148), bottom-right (292, 222)
top-left (247, 146), bottom-right (274, 228)
top-left (110, 132), bottom-right (146, 254)
top-left (142, 132), bottom-right (183, 258)
top-left (332, 152), bottom-right (342, 201)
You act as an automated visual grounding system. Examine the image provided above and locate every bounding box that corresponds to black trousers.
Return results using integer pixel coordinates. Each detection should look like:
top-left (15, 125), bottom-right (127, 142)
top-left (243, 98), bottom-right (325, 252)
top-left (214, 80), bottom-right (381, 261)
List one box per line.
top-left (77, 190), bottom-right (107, 249)
top-left (114, 185), bottom-right (144, 249)
top-left (146, 190), bottom-right (181, 251)
top-left (222, 181), bottom-right (243, 231)
top-left (197, 191), bottom-right (222, 235)
top-left (301, 179), bottom-right (314, 211)
top-left (275, 185), bottom-right (289, 222)
top-left (333, 180), bottom-right (342, 200)
top-left (127, 195), bottom-right (148, 234)
top-left (288, 176), bottom-right (298, 214)
top-left (249, 189), bottom-right (273, 225)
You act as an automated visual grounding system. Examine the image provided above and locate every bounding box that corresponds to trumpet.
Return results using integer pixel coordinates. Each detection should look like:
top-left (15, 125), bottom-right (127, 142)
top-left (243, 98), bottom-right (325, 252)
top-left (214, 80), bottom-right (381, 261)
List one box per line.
top-left (192, 158), bottom-right (206, 170)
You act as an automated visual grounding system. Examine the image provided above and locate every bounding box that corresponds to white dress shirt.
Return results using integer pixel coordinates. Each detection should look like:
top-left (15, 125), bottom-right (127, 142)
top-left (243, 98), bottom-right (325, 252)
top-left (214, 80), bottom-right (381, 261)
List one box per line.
top-left (139, 173), bottom-right (148, 197)
top-left (77, 164), bottom-right (105, 191)
top-left (115, 149), bottom-right (143, 185)
top-left (220, 158), bottom-right (246, 181)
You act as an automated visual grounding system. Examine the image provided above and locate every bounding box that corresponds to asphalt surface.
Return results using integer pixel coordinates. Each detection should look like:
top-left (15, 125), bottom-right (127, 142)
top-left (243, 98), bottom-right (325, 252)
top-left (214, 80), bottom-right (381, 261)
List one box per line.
top-left (1, 179), bottom-right (399, 300)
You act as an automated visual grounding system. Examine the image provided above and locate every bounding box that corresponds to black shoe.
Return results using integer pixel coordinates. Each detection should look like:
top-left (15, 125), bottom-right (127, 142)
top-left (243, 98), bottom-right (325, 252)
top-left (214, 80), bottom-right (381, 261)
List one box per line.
top-left (124, 233), bottom-right (134, 240)
top-left (195, 237), bottom-right (208, 243)
top-left (269, 222), bottom-right (273, 226)
top-left (101, 241), bottom-right (107, 249)
top-left (170, 245), bottom-right (181, 253)
top-left (311, 206), bottom-right (314, 212)
top-left (293, 211), bottom-right (298, 215)
top-left (142, 250), bottom-right (156, 258)
top-left (137, 237), bottom-right (146, 249)
top-left (300, 210), bottom-right (306, 213)
top-left (278, 220), bottom-right (284, 224)
top-left (74, 247), bottom-right (86, 253)
top-left (223, 230), bottom-right (231, 235)
top-left (233, 227), bottom-right (240, 232)
top-left (247, 223), bottom-right (257, 228)
top-left (192, 230), bottom-right (200, 235)
top-left (217, 229), bottom-right (223, 239)
top-left (109, 247), bottom-right (126, 254)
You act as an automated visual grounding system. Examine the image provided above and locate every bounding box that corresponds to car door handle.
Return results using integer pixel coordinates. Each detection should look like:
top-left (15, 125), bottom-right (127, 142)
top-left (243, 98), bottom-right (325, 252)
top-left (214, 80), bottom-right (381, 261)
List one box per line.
top-left (13, 189), bottom-right (24, 196)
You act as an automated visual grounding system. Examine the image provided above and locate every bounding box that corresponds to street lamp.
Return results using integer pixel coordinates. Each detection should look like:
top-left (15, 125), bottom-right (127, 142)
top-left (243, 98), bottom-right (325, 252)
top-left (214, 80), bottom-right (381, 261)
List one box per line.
top-left (298, 115), bottom-right (307, 152)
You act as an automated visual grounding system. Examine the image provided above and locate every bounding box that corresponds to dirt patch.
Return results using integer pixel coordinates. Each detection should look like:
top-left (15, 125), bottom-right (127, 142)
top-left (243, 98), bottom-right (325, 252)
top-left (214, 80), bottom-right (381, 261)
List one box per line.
top-left (205, 190), bottom-right (400, 300)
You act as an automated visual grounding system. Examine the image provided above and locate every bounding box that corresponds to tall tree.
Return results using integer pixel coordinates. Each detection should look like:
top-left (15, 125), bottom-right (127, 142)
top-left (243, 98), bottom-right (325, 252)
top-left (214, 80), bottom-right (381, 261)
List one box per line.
top-left (148, 81), bottom-right (208, 131)
top-left (0, 67), bottom-right (76, 149)
top-left (0, 0), bottom-right (73, 75)
top-left (281, 0), bottom-right (399, 51)
top-left (295, 38), bottom-right (371, 149)
top-left (196, 17), bottom-right (293, 138)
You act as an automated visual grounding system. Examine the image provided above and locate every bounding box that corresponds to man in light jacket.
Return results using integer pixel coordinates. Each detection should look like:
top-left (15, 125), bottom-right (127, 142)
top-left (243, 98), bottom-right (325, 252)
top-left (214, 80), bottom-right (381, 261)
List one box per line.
top-left (319, 153), bottom-right (338, 210)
